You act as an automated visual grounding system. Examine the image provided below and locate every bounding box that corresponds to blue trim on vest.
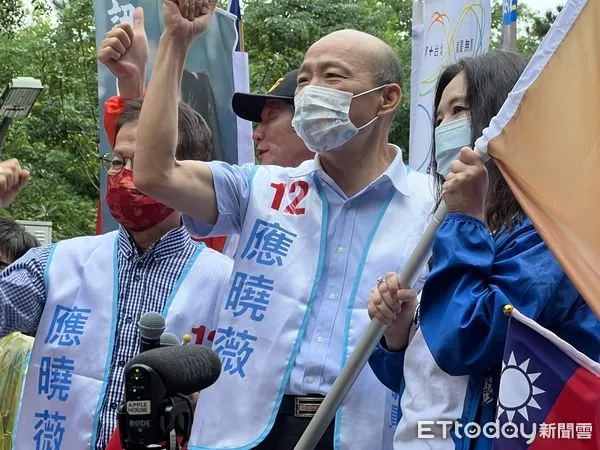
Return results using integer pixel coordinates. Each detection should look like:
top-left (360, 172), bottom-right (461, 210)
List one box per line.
top-left (43, 244), bottom-right (57, 296)
top-left (188, 173), bottom-right (330, 450)
top-left (11, 350), bottom-right (32, 450)
top-left (249, 172), bottom-right (329, 450)
top-left (333, 186), bottom-right (396, 450)
top-left (15, 245), bottom-right (57, 448)
top-left (397, 376), bottom-right (406, 426)
top-left (247, 164), bottom-right (259, 187)
top-left (453, 375), bottom-right (481, 449)
top-left (89, 234), bottom-right (120, 449)
top-left (237, 165), bottom-right (261, 252)
top-left (222, 236), bottom-right (232, 256)
top-left (162, 243), bottom-right (205, 317)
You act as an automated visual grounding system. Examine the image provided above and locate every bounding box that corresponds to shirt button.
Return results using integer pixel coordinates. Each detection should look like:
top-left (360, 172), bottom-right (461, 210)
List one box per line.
top-left (125, 317), bottom-right (133, 324)
top-left (305, 376), bottom-right (314, 384)
top-left (110, 402), bottom-right (117, 410)
top-left (316, 336), bottom-right (325, 344)
top-left (336, 246), bottom-right (344, 254)
top-left (328, 293), bottom-right (336, 300)
top-left (134, 275), bottom-right (141, 282)
top-left (118, 360), bottom-right (126, 367)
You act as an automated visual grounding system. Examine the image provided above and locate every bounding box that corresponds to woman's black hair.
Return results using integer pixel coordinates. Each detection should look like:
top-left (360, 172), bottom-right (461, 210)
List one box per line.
top-left (429, 50), bottom-right (529, 233)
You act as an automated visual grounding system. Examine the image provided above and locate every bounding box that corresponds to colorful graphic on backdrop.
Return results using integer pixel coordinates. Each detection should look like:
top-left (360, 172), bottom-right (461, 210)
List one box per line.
top-left (409, 0), bottom-right (491, 173)
top-left (94, 0), bottom-right (252, 233)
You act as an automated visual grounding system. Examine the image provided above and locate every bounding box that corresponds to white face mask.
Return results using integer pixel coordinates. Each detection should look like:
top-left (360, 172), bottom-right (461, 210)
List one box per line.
top-left (434, 116), bottom-right (472, 177)
top-left (291, 85), bottom-right (385, 153)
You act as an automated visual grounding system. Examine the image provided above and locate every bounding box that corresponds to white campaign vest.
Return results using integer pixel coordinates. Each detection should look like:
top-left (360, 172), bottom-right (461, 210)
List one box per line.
top-left (394, 323), bottom-right (470, 449)
top-left (188, 161), bottom-right (434, 450)
top-left (13, 231), bottom-right (233, 450)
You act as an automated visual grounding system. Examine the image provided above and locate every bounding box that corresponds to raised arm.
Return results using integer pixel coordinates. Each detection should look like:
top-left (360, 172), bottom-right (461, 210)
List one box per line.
top-left (133, 0), bottom-right (219, 225)
top-left (97, 7), bottom-right (148, 100)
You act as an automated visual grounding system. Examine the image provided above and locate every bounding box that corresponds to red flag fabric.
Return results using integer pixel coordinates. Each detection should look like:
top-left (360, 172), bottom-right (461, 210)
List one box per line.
top-left (105, 427), bottom-right (188, 450)
top-left (494, 308), bottom-right (600, 449)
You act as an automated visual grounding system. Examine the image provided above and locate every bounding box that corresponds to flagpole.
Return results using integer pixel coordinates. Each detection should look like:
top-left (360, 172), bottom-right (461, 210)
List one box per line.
top-left (501, 0), bottom-right (518, 51)
top-left (239, 20), bottom-right (245, 52)
top-left (294, 145), bottom-right (491, 449)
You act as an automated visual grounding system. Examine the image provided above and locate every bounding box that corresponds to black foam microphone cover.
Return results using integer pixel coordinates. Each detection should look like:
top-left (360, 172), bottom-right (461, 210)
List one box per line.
top-left (126, 344), bottom-right (221, 395)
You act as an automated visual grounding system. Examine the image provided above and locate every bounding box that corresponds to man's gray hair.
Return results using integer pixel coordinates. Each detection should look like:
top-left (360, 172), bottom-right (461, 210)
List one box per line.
top-left (372, 44), bottom-right (403, 90)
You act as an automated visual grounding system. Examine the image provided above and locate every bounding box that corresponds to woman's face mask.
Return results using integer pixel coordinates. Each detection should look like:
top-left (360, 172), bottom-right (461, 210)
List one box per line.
top-left (434, 117), bottom-right (472, 177)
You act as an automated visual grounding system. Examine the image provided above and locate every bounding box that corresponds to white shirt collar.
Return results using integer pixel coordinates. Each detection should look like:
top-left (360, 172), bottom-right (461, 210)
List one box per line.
top-left (288, 145), bottom-right (410, 196)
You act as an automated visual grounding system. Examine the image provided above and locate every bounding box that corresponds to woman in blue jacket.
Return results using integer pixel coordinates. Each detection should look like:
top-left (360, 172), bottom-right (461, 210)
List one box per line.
top-left (367, 50), bottom-right (600, 450)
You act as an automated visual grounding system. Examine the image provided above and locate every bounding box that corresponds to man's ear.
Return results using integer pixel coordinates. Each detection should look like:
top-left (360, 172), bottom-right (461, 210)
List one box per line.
top-left (378, 84), bottom-right (402, 117)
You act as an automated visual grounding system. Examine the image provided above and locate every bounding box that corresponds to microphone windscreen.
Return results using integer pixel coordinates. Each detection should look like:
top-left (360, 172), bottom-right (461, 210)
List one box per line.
top-left (126, 345), bottom-right (221, 395)
top-left (160, 332), bottom-right (180, 346)
top-left (138, 312), bottom-right (166, 340)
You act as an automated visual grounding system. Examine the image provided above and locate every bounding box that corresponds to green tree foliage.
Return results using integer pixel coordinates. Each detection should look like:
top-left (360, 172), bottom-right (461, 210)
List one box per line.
top-left (0, 0), bottom-right (561, 239)
top-left (0, 0), bottom-right (99, 240)
top-left (0, 0), bottom-right (25, 36)
top-left (242, 0), bottom-right (413, 151)
top-left (490, 0), bottom-right (563, 57)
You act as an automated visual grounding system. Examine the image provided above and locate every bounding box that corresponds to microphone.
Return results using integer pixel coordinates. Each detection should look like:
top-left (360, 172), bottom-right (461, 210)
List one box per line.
top-left (118, 345), bottom-right (221, 449)
top-left (159, 332), bottom-right (180, 347)
top-left (138, 312), bottom-right (166, 353)
top-left (126, 344), bottom-right (221, 395)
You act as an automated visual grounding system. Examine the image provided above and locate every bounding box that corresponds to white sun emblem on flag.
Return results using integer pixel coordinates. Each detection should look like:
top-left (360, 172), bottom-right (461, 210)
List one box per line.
top-left (497, 352), bottom-right (545, 422)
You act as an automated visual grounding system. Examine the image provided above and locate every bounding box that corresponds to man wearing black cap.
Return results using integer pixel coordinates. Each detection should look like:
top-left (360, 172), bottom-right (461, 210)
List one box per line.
top-left (232, 69), bottom-right (313, 167)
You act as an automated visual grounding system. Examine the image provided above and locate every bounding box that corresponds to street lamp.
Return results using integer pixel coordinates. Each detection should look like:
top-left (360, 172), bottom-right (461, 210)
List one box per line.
top-left (0, 77), bottom-right (45, 151)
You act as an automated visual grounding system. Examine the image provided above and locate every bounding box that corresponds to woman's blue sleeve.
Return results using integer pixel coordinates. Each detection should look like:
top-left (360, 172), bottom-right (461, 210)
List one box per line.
top-left (419, 213), bottom-right (598, 376)
top-left (367, 342), bottom-right (406, 393)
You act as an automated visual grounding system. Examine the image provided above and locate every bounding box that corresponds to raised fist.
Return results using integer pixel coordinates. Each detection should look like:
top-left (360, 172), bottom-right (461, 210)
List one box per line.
top-left (98, 7), bottom-right (148, 81)
top-left (162, 0), bottom-right (217, 43)
top-left (0, 159), bottom-right (29, 209)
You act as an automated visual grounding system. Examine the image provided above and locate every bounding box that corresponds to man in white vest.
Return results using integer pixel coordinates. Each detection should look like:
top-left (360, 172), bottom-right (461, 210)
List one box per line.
top-left (133, 1), bottom-right (434, 448)
top-left (0, 11), bottom-right (233, 449)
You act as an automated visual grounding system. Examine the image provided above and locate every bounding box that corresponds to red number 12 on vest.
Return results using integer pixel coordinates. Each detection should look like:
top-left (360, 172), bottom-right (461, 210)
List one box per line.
top-left (270, 181), bottom-right (309, 215)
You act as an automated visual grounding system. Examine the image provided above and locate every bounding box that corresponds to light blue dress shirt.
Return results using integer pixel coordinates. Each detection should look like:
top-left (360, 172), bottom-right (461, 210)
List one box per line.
top-left (184, 148), bottom-right (430, 395)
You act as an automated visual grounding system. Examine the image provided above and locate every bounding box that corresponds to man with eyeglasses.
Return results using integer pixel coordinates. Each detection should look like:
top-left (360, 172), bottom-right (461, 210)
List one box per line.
top-left (0, 8), bottom-right (233, 450)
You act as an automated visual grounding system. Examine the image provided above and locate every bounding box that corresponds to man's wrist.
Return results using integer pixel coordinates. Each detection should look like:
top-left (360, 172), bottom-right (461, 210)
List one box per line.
top-left (160, 30), bottom-right (195, 51)
top-left (117, 74), bottom-right (145, 99)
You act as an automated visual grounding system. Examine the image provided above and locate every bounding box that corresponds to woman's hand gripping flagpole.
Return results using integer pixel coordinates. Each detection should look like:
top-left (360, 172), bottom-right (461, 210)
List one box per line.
top-left (293, 143), bottom-right (491, 450)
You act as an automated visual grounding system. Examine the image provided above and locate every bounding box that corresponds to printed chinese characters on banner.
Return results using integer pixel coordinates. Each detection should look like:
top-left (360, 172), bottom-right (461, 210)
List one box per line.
top-left (106, 0), bottom-right (135, 25)
top-left (409, 0), bottom-right (491, 172)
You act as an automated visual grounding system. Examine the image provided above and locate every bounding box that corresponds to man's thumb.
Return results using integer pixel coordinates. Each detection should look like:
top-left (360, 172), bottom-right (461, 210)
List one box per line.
top-left (133, 7), bottom-right (145, 32)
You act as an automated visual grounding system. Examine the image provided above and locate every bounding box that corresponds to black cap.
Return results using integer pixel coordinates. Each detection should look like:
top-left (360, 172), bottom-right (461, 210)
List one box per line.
top-left (232, 69), bottom-right (298, 123)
